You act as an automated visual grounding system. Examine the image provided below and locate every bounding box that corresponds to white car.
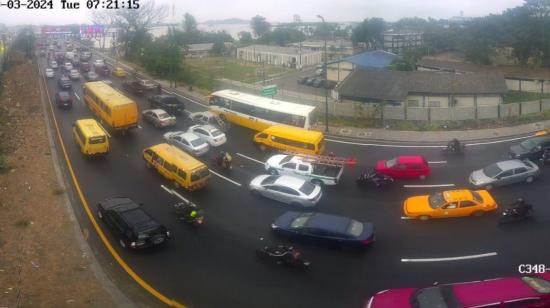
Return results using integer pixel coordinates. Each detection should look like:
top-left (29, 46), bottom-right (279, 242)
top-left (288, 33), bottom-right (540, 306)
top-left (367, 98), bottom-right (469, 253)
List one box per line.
top-left (50, 60), bottom-right (58, 69)
top-left (85, 71), bottom-right (98, 81)
top-left (45, 68), bottom-right (55, 78)
top-left (249, 174), bottom-right (322, 207)
top-left (69, 69), bottom-right (80, 80)
top-left (93, 59), bottom-right (105, 67)
top-left (163, 131), bottom-right (210, 156)
top-left (139, 79), bottom-right (156, 90)
top-left (187, 124), bottom-right (226, 147)
top-left (64, 62), bottom-right (73, 71)
top-left (142, 109), bottom-right (177, 128)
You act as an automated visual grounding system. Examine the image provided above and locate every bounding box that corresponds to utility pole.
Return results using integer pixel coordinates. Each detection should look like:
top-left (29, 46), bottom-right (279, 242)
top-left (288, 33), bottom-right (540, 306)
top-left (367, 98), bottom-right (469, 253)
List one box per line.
top-left (317, 15), bottom-right (329, 133)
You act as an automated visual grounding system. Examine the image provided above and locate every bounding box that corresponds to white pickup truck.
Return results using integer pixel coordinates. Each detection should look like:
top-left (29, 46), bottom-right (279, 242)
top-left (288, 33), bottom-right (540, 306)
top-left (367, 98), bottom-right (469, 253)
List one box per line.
top-left (265, 154), bottom-right (344, 186)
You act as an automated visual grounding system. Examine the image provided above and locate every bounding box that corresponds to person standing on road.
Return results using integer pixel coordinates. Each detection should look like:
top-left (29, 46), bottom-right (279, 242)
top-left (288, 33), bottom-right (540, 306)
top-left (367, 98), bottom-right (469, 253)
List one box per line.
top-left (157, 84), bottom-right (162, 95)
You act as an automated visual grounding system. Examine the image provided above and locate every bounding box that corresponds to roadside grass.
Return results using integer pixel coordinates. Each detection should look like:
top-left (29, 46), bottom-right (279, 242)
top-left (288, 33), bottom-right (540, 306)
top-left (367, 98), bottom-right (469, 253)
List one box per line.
top-left (504, 91), bottom-right (550, 104)
top-left (51, 187), bottom-right (65, 195)
top-left (322, 109), bottom-right (550, 131)
top-left (14, 219), bottom-right (32, 228)
top-left (0, 154), bottom-right (9, 173)
top-left (181, 57), bottom-right (292, 90)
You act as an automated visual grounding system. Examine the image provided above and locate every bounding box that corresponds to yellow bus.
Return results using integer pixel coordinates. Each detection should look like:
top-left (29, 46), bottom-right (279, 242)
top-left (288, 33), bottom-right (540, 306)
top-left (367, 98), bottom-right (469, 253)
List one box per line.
top-left (82, 81), bottom-right (138, 133)
top-left (143, 143), bottom-right (210, 191)
top-left (209, 90), bottom-right (316, 131)
top-left (73, 118), bottom-right (110, 156)
top-left (253, 125), bottom-right (325, 155)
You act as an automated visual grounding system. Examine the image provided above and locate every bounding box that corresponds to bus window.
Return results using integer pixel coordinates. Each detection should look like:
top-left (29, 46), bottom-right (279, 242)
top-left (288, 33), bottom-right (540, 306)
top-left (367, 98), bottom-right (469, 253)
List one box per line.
top-left (89, 136), bottom-right (106, 144)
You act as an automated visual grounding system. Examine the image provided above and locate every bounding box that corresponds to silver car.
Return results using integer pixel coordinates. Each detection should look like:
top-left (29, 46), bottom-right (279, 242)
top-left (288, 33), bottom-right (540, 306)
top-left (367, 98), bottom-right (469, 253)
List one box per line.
top-left (142, 109), bottom-right (176, 128)
top-left (163, 131), bottom-right (209, 156)
top-left (187, 124), bottom-right (227, 147)
top-left (469, 159), bottom-right (539, 190)
top-left (249, 175), bottom-right (322, 207)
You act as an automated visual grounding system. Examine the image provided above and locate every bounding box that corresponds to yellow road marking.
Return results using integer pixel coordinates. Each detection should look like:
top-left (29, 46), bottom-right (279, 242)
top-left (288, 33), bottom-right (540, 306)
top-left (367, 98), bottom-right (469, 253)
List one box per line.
top-left (38, 65), bottom-right (185, 308)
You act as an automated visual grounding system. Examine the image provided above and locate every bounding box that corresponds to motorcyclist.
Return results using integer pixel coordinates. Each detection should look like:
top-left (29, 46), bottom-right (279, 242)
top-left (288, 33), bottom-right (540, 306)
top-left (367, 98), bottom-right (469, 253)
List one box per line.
top-left (510, 198), bottom-right (532, 217)
top-left (541, 148), bottom-right (550, 165)
top-left (265, 244), bottom-right (293, 258)
top-left (447, 138), bottom-right (461, 152)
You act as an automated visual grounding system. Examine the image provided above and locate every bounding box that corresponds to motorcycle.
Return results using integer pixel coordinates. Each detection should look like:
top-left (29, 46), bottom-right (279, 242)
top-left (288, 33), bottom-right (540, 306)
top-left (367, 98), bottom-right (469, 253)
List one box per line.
top-left (356, 170), bottom-right (394, 187)
top-left (441, 143), bottom-right (466, 155)
top-left (539, 151), bottom-right (550, 166)
top-left (174, 201), bottom-right (204, 226)
top-left (256, 245), bottom-right (310, 269)
top-left (212, 152), bottom-right (232, 171)
top-left (498, 203), bottom-right (534, 224)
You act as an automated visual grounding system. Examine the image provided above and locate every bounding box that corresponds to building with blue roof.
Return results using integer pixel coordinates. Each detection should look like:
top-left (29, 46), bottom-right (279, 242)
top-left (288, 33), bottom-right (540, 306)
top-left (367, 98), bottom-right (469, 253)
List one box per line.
top-left (327, 50), bottom-right (400, 83)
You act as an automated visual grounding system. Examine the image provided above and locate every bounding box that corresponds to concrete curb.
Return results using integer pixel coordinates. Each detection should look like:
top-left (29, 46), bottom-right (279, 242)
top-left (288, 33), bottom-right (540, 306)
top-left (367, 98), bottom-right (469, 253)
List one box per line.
top-left (36, 62), bottom-right (137, 308)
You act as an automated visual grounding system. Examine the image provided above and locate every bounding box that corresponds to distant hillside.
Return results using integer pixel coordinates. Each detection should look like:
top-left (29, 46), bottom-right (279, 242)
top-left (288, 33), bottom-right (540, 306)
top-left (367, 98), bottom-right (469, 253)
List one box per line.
top-left (202, 18), bottom-right (249, 25)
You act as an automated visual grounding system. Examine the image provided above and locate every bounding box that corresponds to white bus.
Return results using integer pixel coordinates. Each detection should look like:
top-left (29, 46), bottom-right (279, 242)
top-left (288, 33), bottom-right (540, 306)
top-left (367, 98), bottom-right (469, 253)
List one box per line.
top-left (209, 90), bottom-right (316, 131)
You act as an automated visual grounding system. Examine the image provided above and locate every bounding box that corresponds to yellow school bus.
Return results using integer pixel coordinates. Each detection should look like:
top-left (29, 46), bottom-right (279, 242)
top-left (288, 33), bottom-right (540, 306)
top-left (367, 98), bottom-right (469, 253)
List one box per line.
top-left (143, 143), bottom-right (210, 191)
top-left (73, 118), bottom-right (110, 155)
top-left (82, 81), bottom-right (138, 133)
top-left (209, 90), bottom-right (316, 131)
top-left (253, 125), bottom-right (325, 155)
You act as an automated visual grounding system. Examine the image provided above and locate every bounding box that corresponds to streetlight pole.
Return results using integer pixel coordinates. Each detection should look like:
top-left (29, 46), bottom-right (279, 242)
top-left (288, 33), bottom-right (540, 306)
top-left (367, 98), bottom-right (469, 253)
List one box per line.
top-left (317, 15), bottom-right (329, 133)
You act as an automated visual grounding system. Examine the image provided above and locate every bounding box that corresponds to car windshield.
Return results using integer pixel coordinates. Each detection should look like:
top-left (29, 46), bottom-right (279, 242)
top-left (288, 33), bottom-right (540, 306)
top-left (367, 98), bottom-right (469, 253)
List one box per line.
top-left (411, 287), bottom-right (451, 308)
top-left (428, 192), bottom-right (446, 209)
top-left (520, 139), bottom-right (539, 151)
top-left (482, 163), bottom-right (503, 178)
top-left (211, 129), bottom-right (222, 137)
top-left (385, 158), bottom-right (398, 168)
top-left (299, 182), bottom-right (316, 195)
top-left (190, 138), bottom-right (205, 147)
top-left (89, 136), bottom-right (106, 144)
top-left (346, 220), bottom-right (363, 237)
top-left (59, 92), bottom-right (69, 99)
top-left (163, 97), bottom-right (181, 105)
top-left (190, 167), bottom-right (209, 182)
top-left (280, 155), bottom-right (293, 164)
top-left (261, 175), bottom-right (278, 185)
top-left (158, 113), bottom-right (170, 119)
top-left (470, 191), bottom-right (482, 203)
top-left (290, 213), bottom-right (313, 229)
top-left (522, 277), bottom-right (550, 294)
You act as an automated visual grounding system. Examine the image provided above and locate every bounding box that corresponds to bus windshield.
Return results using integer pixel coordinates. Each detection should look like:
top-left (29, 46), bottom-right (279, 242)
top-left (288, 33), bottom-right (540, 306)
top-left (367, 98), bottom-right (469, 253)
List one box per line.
top-left (191, 167), bottom-right (209, 182)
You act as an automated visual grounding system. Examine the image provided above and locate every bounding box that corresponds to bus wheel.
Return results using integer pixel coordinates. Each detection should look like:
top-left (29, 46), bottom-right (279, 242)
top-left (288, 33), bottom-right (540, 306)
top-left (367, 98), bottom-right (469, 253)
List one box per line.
top-left (146, 162), bottom-right (152, 169)
top-left (259, 144), bottom-right (267, 152)
top-left (174, 181), bottom-right (180, 189)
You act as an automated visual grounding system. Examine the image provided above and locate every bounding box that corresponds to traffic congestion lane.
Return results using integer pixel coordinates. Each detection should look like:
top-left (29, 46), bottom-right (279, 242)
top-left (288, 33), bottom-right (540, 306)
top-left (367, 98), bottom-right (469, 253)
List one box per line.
top-left (41, 48), bottom-right (550, 308)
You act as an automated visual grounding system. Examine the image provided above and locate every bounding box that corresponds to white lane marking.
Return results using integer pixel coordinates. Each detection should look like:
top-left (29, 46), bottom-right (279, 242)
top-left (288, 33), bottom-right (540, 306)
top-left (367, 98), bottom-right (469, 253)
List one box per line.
top-left (401, 252), bottom-right (498, 263)
top-left (137, 125), bottom-right (142, 129)
top-left (103, 129), bottom-right (112, 138)
top-left (401, 216), bottom-right (415, 220)
top-left (428, 161), bottom-right (447, 164)
top-left (326, 133), bottom-right (538, 148)
top-left (160, 185), bottom-right (192, 203)
top-left (403, 184), bottom-right (455, 188)
top-left (209, 170), bottom-right (242, 187)
top-left (73, 92), bottom-right (81, 101)
top-left (236, 152), bottom-right (264, 165)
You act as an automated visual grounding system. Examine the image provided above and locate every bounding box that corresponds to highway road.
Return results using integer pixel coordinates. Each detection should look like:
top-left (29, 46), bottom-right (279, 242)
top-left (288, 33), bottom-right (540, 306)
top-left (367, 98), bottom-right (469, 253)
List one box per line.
top-left (38, 49), bottom-right (550, 308)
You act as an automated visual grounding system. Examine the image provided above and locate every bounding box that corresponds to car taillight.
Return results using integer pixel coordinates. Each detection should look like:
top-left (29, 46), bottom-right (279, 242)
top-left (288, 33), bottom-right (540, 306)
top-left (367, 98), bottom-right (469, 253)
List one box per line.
top-left (362, 238), bottom-right (374, 245)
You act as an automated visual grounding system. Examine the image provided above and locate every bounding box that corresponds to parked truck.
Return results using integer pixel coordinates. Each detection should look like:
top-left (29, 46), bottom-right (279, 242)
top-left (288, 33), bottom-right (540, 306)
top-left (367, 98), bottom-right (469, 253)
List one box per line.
top-left (265, 154), bottom-right (344, 186)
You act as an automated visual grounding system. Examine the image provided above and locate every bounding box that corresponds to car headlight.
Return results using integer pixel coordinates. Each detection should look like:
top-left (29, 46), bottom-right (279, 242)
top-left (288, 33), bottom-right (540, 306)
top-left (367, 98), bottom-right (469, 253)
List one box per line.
top-left (271, 224), bottom-right (278, 229)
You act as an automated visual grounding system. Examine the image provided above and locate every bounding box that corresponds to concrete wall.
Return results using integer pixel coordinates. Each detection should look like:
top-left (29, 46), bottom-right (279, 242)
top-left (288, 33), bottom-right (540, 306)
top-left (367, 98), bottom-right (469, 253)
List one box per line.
top-left (383, 106), bottom-right (405, 120)
top-left (327, 61), bottom-right (353, 82)
top-left (477, 95), bottom-right (501, 106)
top-left (477, 105), bottom-right (499, 119)
top-left (407, 108), bottom-right (429, 121)
top-left (454, 96), bottom-right (475, 107)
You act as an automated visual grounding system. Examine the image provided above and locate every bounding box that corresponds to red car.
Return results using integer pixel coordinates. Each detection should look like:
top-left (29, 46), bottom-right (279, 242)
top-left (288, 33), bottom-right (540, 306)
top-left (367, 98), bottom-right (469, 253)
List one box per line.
top-left (375, 155), bottom-right (430, 180)
top-left (366, 273), bottom-right (550, 308)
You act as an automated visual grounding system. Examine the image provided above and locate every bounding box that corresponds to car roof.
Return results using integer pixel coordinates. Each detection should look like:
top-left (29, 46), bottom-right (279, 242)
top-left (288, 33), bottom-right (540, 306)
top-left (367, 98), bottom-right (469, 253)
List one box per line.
top-left (397, 156), bottom-right (427, 164)
top-left (180, 132), bottom-right (201, 141)
top-left (147, 109), bottom-right (167, 115)
top-left (100, 197), bottom-right (139, 211)
top-left (496, 159), bottom-right (527, 170)
top-left (451, 276), bottom-right (543, 307)
top-left (274, 175), bottom-right (306, 189)
top-left (306, 213), bottom-right (352, 234)
top-left (196, 124), bottom-right (218, 132)
top-left (442, 190), bottom-right (475, 202)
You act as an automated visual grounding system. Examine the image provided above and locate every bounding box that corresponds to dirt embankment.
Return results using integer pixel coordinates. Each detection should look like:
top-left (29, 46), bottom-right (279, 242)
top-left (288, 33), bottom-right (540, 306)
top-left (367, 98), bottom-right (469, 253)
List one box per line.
top-left (0, 61), bottom-right (115, 307)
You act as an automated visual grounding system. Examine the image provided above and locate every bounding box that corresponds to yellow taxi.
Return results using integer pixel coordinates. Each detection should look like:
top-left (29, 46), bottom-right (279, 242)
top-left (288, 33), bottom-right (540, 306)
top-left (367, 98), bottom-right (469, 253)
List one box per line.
top-left (403, 189), bottom-right (497, 220)
top-left (112, 67), bottom-right (127, 77)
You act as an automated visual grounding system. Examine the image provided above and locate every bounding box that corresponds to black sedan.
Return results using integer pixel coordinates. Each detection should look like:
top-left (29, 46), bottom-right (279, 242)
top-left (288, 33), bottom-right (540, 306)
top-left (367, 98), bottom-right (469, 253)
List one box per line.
top-left (57, 75), bottom-right (72, 89)
top-left (97, 197), bottom-right (171, 249)
top-left (148, 95), bottom-right (185, 115)
top-left (271, 211), bottom-right (375, 248)
top-left (509, 136), bottom-right (550, 161)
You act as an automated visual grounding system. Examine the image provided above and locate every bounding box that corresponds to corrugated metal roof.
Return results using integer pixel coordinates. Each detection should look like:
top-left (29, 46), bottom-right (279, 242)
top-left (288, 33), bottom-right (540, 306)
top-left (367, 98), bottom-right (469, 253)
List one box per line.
top-left (344, 50), bottom-right (400, 70)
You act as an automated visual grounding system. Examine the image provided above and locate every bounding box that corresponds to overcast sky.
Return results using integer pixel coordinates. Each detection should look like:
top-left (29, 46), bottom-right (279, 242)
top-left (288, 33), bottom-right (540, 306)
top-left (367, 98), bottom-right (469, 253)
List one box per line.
top-left (0, 0), bottom-right (525, 26)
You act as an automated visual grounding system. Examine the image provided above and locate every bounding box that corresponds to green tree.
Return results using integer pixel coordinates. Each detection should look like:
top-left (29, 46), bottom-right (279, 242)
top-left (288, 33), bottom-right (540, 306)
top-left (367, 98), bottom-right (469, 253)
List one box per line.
top-left (250, 15), bottom-right (270, 38)
top-left (183, 13), bottom-right (198, 33)
top-left (257, 28), bottom-right (305, 46)
top-left (394, 17), bottom-right (428, 31)
top-left (390, 51), bottom-right (419, 71)
top-left (351, 18), bottom-right (385, 48)
top-left (238, 31), bottom-right (253, 45)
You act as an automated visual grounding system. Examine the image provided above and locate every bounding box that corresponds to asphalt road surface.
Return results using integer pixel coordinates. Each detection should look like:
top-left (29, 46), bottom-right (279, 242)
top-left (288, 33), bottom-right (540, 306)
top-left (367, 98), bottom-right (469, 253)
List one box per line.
top-left (38, 51), bottom-right (550, 308)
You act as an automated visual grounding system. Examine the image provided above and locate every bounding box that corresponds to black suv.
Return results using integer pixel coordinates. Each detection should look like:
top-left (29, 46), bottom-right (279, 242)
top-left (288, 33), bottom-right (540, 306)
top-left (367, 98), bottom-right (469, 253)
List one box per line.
top-left (148, 95), bottom-right (185, 115)
top-left (57, 75), bottom-right (72, 89)
top-left (97, 197), bottom-right (171, 249)
top-left (509, 136), bottom-right (550, 161)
